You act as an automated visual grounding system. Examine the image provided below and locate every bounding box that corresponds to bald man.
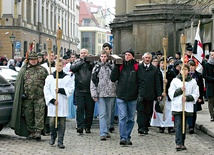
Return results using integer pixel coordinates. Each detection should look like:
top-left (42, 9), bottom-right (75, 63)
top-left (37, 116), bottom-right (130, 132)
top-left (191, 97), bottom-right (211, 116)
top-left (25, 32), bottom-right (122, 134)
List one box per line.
top-left (70, 49), bottom-right (95, 134)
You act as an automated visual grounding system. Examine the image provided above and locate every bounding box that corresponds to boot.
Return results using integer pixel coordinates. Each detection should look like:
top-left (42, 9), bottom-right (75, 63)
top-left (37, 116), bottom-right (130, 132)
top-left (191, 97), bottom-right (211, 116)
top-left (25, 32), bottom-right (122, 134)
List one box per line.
top-left (35, 130), bottom-right (41, 140)
top-left (26, 132), bottom-right (35, 140)
top-left (49, 138), bottom-right (55, 145)
top-left (58, 142), bottom-right (65, 149)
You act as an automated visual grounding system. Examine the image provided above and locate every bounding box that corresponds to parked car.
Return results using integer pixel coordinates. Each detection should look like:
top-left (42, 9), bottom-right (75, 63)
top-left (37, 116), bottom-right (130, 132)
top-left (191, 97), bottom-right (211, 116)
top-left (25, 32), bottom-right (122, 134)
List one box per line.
top-left (0, 66), bottom-right (18, 85)
top-left (0, 75), bottom-right (15, 131)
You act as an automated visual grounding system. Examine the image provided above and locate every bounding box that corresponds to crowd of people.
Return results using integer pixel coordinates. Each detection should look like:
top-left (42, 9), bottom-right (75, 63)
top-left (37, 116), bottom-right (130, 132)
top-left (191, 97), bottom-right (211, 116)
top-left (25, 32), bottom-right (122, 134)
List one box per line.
top-left (8, 42), bottom-right (214, 152)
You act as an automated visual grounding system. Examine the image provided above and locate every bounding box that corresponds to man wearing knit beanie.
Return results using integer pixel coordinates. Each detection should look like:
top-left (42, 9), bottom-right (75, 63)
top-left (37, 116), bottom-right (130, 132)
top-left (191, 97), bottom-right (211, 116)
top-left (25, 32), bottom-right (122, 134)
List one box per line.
top-left (125, 48), bottom-right (135, 57)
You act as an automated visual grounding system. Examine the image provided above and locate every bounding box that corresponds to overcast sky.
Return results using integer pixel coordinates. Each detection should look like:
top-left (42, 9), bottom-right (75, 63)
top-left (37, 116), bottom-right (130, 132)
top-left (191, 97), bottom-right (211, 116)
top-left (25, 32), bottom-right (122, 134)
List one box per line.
top-left (88, 0), bottom-right (115, 9)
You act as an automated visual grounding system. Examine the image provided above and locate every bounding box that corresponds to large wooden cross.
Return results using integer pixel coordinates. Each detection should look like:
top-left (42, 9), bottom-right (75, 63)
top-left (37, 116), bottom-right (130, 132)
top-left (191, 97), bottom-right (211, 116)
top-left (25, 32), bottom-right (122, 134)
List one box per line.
top-left (85, 54), bottom-right (143, 64)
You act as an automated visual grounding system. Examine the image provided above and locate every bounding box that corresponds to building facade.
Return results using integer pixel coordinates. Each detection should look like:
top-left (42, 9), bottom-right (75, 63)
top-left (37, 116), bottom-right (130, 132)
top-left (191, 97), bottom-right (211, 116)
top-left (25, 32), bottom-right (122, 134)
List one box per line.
top-left (79, 0), bottom-right (112, 55)
top-left (0, 0), bottom-right (79, 59)
top-left (110, 0), bottom-right (214, 56)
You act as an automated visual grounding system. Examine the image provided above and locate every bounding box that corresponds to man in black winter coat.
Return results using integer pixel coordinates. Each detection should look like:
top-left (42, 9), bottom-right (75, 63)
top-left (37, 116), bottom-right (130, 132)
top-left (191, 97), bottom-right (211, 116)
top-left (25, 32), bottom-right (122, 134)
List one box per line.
top-left (137, 52), bottom-right (162, 134)
top-left (110, 48), bottom-right (138, 146)
top-left (203, 50), bottom-right (214, 121)
top-left (70, 48), bottom-right (95, 134)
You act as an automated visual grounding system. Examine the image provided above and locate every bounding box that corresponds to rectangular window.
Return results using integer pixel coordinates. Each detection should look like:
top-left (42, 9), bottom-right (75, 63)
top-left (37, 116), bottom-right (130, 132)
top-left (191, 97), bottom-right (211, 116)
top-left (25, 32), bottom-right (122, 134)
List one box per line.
top-left (98, 33), bottom-right (101, 43)
top-left (83, 19), bottom-right (90, 26)
top-left (81, 32), bottom-right (95, 55)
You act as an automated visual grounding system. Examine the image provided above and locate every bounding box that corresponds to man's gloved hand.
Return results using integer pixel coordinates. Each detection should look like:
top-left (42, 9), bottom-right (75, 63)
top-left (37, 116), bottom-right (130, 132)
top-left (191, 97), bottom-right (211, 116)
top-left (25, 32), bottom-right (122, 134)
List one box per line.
top-left (113, 60), bottom-right (121, 68)
top-left (137, 95), bottom-right (143, 104)
top-left (84, 56), bottom-right (88, 62)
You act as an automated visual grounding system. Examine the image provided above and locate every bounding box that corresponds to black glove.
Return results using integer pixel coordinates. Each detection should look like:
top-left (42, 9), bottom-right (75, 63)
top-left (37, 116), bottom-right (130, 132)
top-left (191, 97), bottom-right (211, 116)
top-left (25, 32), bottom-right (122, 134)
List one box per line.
top-left (137, 95), bottom-right (143, 104)
top-left (84, 57), bottom-right (87, 62)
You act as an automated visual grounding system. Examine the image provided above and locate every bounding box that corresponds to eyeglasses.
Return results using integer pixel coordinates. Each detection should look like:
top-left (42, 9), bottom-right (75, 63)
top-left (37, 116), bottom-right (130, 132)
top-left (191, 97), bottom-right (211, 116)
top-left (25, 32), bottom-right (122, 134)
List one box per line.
top-left (152, 61), bottom-right (158, 62)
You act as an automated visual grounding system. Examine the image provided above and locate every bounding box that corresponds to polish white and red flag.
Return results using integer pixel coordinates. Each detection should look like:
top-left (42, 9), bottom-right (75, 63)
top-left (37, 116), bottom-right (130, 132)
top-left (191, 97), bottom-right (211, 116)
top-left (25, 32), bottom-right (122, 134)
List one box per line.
top-left (193, 27), bottom-right (204, 62)
top-left (193, 21), bottom-right (204, 72)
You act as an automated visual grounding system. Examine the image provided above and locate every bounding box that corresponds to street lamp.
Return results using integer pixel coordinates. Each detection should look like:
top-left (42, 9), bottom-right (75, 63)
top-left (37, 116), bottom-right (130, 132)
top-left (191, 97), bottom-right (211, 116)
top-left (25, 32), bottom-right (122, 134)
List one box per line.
top-left (10, 33), bottom-right (16, 58)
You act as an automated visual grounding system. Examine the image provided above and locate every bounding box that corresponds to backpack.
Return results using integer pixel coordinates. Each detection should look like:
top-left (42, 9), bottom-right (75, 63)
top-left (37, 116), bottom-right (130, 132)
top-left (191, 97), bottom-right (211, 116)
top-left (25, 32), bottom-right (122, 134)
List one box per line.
top-left (92, 64), bottom-right (101, 87)
top-left (92, 63), bottom-right (138, 87)
top-left (119, 63), bottom-right (139, 72)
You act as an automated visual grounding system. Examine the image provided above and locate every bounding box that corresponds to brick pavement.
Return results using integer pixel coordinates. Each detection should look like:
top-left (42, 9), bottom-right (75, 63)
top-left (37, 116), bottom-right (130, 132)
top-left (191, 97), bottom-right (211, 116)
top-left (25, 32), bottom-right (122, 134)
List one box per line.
top-left (0, 116), bottom-right (214, 155)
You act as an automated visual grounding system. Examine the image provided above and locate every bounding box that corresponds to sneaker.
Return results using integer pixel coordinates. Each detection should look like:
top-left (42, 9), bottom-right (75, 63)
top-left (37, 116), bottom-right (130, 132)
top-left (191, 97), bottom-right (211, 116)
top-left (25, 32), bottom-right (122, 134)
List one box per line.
top-left (35, 131), bottom-right (41, 140)
top-left (58, 143), bottom-right (65, 149)
top-left (119, 139), bottom-right (127, 145)
top-left (189, 128), bottom-right (194, 134)
top-left (106, 133), bottom-right (111, 138)
top-left (100, 136), bottom-right (107, 141)
top-left (126, 140), bottom-right (132, 145)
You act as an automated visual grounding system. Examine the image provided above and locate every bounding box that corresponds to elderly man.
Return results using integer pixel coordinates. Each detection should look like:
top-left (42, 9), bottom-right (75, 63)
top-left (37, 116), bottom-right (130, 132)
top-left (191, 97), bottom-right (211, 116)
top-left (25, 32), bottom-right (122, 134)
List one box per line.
top-left (70, 49), bottom-right (95, 134)
top-left (10, 51), bottom-right (49, 140)
top-left (137, 52), bottom-right (162, 135)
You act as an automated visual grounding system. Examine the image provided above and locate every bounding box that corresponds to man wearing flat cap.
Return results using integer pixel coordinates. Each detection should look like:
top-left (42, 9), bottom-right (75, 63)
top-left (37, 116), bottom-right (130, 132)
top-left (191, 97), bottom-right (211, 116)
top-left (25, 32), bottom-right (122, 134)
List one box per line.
top-left (183, 45), bottom-right (199, 67)
top-left (110, 47), bottom-right (138, 146)
top-left (10, 50), bottom-right (49, 140)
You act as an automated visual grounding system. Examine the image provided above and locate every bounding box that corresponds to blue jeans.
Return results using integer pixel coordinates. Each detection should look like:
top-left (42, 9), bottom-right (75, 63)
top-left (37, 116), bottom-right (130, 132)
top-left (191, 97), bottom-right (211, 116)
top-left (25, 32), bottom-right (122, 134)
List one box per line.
top-left (117, 98), bottom-right (137, 140)
top-left (110, 98), bottom-right (116, 128)
top-left (98, 97), bottom-right (115, 136)
top-left (174, 114), bottom-right (187, 145)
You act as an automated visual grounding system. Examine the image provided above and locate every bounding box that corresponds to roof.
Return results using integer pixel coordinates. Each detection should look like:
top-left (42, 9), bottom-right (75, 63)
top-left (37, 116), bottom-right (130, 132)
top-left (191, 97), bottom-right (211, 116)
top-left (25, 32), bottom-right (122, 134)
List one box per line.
top-left (79, 1), bottom-right (100, 26)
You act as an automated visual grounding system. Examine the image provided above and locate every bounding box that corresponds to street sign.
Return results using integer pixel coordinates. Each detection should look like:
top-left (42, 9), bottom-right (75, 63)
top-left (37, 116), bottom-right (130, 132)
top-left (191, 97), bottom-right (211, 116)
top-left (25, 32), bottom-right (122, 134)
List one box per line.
top-left (15, 41), bottom-right (21, 49)
top-left (110, 36), bottom-right (114, 47)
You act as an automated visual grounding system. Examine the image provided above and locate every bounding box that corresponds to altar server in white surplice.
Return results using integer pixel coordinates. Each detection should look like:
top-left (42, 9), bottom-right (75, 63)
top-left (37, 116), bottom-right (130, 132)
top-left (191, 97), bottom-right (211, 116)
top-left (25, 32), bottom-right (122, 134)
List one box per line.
top-left (44, 59), bottom-right (74, 149)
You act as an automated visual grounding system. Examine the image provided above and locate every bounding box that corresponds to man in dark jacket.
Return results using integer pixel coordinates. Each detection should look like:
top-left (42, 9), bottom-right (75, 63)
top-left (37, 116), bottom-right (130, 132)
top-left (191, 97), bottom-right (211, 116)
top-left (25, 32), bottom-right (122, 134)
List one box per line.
top-left (70, 48), bottom-right (95, 134)
top-left (137, 52), bottom-right (162, 135)
top-left (203, 50), bottom-right (214, 121)
top-left (110, 48), bottom-right (138, 146)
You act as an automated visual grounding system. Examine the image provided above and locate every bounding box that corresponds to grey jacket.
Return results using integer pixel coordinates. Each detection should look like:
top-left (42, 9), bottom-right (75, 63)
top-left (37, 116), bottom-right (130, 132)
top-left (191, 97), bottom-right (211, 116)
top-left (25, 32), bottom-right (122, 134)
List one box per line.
top-left (90, 62), bottom-right (116, 98)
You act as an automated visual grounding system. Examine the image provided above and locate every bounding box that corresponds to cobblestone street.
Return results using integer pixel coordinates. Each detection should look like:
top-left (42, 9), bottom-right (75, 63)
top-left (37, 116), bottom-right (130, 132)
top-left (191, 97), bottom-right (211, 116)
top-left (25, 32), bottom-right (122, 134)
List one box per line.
top-left (0, 118), bottom-right (214, 155)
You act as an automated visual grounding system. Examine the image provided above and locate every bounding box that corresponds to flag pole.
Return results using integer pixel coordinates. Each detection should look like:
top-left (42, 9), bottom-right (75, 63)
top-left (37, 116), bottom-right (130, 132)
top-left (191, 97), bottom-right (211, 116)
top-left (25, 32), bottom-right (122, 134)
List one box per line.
top-left (47, 39), bottom-right (52, 74)
top-left (180, 34), bottom-right (186, 134)
top-left (55, 24), bottom-right (62, 128)
top-left (162, 37), bottom-right (168, 121)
